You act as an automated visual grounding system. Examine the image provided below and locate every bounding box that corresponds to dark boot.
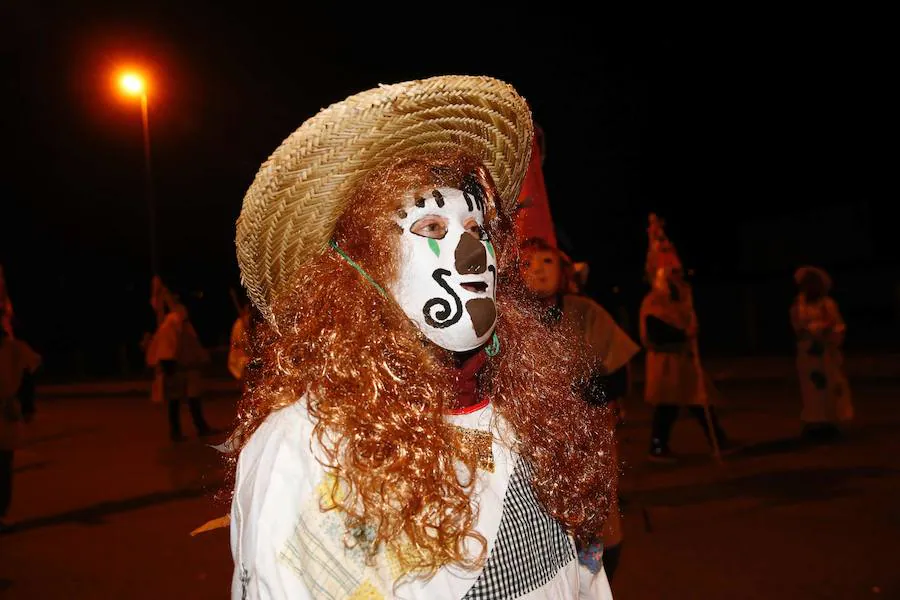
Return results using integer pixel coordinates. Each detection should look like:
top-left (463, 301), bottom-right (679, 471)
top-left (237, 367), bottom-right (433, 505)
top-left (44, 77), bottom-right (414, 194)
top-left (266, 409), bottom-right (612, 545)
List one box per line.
top-left (168, 399), bottom-right (184, 442)
top-left (649, 405), bottom-right (679, 462)
top-left (188, 397), bottom-right (214, 436)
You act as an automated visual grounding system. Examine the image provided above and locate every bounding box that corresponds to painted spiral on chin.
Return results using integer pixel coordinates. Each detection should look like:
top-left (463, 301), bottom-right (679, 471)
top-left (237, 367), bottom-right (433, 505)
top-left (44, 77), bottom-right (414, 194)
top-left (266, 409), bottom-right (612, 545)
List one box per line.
top-left (423, 268), bottom-right (463, 328)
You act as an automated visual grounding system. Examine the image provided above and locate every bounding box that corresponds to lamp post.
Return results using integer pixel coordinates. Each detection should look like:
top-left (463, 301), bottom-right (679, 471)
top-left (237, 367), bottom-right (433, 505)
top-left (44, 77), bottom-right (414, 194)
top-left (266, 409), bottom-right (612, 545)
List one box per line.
top-left (118, 71), bottom-right (158, 276)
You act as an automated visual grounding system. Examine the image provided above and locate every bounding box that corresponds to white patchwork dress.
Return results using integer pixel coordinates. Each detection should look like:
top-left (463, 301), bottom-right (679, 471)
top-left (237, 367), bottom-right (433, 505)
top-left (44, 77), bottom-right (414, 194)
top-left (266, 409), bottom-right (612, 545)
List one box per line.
top-left (230, 399), bottom-right (613, 600)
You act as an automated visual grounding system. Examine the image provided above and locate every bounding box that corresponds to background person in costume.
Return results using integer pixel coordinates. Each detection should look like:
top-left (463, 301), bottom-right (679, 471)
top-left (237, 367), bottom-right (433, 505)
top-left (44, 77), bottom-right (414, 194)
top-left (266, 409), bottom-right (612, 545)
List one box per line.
top-left (145, 280), bottom-right (215, 442)
top-left (520, 237), bottom-right (638, 420)
top-left (640, 214), bottom-right (730, 462)
top-left (227, 291), bottom-right (252, 381)
top-left (0, 323), bottom-right (40, 533)
top-left (791, 266), bottom-right (853, 441)
top-left (519, 237), bottom-right (638, 582)
top-left (0, 265), bottom-right (15, 339)
top-left (229, 76), bottom-right (616, 599)
top-left (146, 276), bottom-right (168, 404)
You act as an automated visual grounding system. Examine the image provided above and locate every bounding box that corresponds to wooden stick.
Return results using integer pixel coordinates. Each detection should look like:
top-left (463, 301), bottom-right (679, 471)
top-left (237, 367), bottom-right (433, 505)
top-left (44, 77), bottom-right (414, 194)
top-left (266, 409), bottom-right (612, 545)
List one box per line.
top-left (692, 337), bottom-right (723, 464)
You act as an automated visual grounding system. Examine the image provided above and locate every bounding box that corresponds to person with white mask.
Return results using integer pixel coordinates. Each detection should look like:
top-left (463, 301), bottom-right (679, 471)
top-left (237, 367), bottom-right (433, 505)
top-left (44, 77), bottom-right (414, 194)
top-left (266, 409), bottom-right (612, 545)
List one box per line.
top-left (226, 77), bottom-right (617, 599)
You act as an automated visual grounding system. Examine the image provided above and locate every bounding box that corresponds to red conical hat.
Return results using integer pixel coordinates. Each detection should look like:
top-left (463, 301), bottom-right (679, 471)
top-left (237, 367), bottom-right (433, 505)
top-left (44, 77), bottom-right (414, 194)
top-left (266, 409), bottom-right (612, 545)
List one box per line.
top-left (514, 128), bottom-right (557, 248)
top-left (645, 213), bottom-right (682, 280)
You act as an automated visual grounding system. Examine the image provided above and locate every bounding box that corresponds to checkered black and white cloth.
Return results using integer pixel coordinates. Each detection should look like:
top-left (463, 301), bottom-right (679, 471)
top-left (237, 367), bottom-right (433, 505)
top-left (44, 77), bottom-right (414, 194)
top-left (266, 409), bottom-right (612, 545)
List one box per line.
top-left (463, 458), bottom-right (576, 599)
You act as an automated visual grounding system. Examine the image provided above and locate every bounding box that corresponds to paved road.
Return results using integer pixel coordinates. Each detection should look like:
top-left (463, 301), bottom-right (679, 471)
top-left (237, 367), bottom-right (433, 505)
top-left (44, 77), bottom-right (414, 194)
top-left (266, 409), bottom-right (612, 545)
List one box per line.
top-left (1, 380), bottom-right (898, 599)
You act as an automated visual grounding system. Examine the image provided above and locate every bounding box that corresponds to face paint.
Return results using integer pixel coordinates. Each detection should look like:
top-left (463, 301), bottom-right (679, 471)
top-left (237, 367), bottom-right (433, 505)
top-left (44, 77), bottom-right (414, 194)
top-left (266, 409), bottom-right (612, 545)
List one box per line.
top-left (390, 186), bottom-right (498, 352)
top-left (466, 297), bottom-right (497, 337)
top-left (455, 231), bottom-right (487, 275)
top-left (522, 249), bottom-right (562, 299)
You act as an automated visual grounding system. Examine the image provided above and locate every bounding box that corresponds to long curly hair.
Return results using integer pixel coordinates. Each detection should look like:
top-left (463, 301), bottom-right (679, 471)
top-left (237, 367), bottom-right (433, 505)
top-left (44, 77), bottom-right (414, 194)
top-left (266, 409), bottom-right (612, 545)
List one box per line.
top-left (234, 148), bottom-right (615, 579)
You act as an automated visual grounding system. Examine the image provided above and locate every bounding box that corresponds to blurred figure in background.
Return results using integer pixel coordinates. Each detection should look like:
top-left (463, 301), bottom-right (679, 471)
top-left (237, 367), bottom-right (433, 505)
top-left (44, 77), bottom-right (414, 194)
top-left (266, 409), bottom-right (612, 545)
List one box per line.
top-left (520, 237), bottom-right (638, 582)
top-left (228, 291), bottom-right (252, 382)
top-left (0, 265), bottom-right (15, 339)
top-left (791, 266), bottom-right (853, 441)
top-left (146, 279), bottom-right (215, 442)
top-left (0, 321), bottom-right (41, 533)
top-left (521, 238), bottom-right (638, 419)
top-left (641, 214), bottom-right (731, 462)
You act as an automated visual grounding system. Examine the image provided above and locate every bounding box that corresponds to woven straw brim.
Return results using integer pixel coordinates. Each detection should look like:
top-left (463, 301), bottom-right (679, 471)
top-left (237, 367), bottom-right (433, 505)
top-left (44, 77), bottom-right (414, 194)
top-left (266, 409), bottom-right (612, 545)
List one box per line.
top-left (236, 75), bottom-right (534, 328)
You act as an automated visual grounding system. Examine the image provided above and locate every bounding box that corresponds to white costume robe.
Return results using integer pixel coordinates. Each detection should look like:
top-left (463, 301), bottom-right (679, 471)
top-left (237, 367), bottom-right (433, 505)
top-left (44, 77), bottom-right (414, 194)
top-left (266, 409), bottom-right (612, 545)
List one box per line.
top-left (230, 400), bottom-right (613, 600)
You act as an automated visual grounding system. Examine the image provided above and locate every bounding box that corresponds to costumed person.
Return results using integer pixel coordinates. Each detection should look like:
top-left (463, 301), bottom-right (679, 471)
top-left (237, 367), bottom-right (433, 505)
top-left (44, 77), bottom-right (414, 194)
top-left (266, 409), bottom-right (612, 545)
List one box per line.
top-left (520, 238), bottom-right (637, 420)
top-left (228, 293), bottom-right (252, 381)
top-left (0, 264), bottom-right (15, 339)
top-left (640, 214), bottom-right (731, 462)
top-left (146, 283), bottom-right (215, 442)
top-left (0, 322), bottom-right (40, 533)
top-left (791, 266), bottom-right (852, 441)
top-left (229, 76), bottom-right (617, 599)
top-left (520, 237), bottom-right (638, 582)
top-left (148, 276), bottom-right (169, 404)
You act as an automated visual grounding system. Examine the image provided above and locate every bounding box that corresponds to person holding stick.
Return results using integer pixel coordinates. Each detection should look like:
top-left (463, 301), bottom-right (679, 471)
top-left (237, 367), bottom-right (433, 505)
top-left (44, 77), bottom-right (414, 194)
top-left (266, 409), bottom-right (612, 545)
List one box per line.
top-left (640, 214), bottom-right (731, 463)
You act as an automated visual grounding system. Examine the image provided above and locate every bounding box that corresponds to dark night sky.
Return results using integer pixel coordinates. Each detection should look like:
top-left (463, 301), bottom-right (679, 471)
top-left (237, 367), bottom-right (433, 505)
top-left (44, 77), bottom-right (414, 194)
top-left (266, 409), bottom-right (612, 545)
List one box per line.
top-left (1, 4), bottom-right (895, 370)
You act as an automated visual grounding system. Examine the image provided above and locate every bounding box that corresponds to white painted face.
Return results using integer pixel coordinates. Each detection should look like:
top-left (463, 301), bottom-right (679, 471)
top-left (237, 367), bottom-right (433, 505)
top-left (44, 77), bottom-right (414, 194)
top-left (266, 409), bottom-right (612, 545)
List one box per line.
top-left (389, 186), bottom-right (498, 352)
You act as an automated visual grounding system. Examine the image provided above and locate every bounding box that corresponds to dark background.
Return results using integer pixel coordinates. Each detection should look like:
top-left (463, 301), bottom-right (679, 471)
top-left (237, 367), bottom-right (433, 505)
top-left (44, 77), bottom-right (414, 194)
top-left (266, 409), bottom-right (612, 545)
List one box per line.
top-left (1, 4), bottom-right (895, 379)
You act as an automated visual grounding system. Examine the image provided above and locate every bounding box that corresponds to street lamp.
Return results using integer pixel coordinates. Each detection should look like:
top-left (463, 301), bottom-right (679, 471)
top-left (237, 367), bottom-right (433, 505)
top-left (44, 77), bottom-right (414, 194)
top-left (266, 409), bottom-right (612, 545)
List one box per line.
top-left (118, 70), bottom-right (159, 277)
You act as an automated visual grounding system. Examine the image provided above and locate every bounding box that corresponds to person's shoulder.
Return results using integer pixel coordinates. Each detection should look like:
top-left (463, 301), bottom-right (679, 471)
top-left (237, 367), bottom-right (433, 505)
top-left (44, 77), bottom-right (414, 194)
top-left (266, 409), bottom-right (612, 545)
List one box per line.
top-left (232, 399), bottom-right (324, 592)
top-left (566, 293), bottom-right (613, 315)
top-left (639, 291), bottom-right (657, 310)
top-left (9, 338), bottom-right (41, 372)
top-left (238, 399), bottom-right (321, 484)
top-left (239, 400), bottom-right (316, 468)
top-left (159, 312), bottom-right (181, 330)
top-left (563, 293), bottom-right (592, 309)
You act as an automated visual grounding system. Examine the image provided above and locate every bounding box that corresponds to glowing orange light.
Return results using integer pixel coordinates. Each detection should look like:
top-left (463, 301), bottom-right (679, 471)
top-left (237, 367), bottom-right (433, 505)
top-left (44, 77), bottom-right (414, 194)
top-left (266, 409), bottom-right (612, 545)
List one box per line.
top-left (119, 72), bottom-right (146, 96)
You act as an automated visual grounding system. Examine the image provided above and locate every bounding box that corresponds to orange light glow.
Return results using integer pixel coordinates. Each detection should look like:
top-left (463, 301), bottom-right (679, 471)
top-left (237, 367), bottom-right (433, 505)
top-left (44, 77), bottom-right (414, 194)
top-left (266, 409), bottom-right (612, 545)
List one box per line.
top-left (119, 72), bottom-right (146, 96)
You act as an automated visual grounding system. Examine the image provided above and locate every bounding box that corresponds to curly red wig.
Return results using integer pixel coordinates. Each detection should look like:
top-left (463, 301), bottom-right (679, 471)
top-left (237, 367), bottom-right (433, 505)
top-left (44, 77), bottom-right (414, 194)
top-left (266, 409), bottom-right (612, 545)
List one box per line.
top-left (234, 148), bottom-right (615, 579)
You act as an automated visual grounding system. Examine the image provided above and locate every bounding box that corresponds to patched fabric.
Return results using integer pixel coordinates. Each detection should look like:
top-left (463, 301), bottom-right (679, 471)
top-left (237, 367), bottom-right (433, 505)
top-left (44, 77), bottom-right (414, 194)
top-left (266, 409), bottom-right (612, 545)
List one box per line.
top-left (463, 458), bottom-right (575, 599)
top-left (278, 477), bottom-right (390, 600)
top-left (576, 540), bottom-right (605, 575)
top-left (810, 370), bottom-right (828, 390)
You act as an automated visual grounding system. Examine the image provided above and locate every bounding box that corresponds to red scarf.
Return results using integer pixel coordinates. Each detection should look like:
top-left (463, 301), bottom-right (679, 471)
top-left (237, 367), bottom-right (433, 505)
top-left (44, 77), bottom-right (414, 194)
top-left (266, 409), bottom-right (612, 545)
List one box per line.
top-left (449, 350), bottom-right (488, 414)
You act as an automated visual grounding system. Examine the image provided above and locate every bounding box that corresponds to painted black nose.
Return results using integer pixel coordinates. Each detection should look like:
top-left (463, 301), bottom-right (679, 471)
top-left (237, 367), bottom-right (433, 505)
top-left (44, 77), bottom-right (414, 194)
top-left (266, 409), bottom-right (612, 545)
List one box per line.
top-left (454, 232), bottom-right (487, 274)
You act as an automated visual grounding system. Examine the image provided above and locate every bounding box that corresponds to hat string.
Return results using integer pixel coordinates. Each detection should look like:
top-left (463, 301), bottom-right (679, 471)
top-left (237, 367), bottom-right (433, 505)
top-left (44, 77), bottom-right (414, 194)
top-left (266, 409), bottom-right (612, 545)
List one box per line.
top-left (328, 239), bottom-right (501, 357)
top-left (485, 332), bottom-right (501, 357)
top-left (328, 240), bottom-right (388, 298)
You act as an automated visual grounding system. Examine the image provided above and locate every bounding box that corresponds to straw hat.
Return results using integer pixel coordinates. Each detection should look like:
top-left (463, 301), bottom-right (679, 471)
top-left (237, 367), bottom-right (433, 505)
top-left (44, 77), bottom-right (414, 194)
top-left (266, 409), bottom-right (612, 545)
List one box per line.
top-left (236, 75), bottom-right (534, 327)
